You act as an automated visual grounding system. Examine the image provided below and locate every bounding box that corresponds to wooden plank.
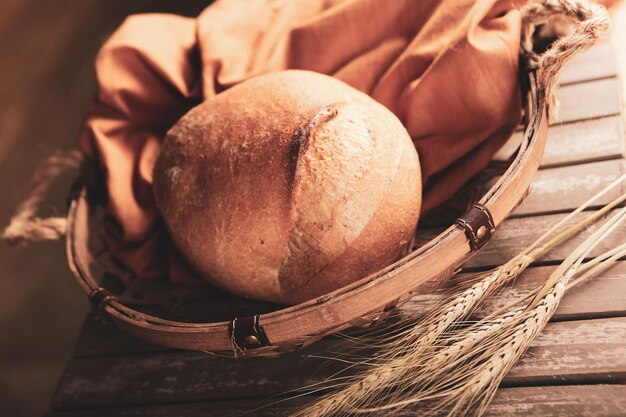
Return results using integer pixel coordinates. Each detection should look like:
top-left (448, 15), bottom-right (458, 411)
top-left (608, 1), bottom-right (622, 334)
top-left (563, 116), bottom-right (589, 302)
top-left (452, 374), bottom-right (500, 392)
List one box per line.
top-left (51, 317), bottom-right (626, 410)
top-left (512, 76), bottom-right (622, 134)
top-left (559, 41), bottom-right (618, 85)
top-left (553, 78), bottom-right (621, 124)
top-left (504, 318), bottom-right (626, 386)
top-left (542, 115), bottom-right (626, 167)
top-left (52, 344), bottom-right (343, 410)
top-left (72, 261), bottom-right (626, 358)
top-left (414, 210), bottom-right (626, 269)
top-left (423, 139), bottom-right (626, 229)
top-left (484, 385), bottom-right (626, 417)
top-left (543, 115), bottom-right (626, 166)
top-left (423, 117), bottom-right (626, 228)
top-left (494, 115), bottom-right (625, 167)
top-left (402, 261), bottom-right (626, 321)
top-left (510, 159), bottom-right (626, 216)
top-left (44, 385), bottom-right (626, 416)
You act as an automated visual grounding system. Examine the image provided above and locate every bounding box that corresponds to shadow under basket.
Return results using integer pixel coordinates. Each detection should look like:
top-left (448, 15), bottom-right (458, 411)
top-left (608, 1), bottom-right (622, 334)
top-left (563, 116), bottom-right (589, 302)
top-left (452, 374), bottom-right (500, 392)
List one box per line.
top-left (66, 57), bottom-right (549, 358)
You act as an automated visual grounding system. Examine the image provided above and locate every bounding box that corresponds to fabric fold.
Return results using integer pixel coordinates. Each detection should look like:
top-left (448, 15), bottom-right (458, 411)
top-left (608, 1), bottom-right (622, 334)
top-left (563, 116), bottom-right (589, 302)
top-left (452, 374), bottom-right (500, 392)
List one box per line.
top-left (80, 0), bottom-right (526, 284)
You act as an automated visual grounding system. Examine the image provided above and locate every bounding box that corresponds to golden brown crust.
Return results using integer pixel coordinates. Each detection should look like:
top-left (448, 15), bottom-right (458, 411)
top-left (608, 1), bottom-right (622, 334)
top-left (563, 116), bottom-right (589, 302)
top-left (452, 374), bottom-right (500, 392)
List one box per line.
top-left (153, 70), bottom-right (421, 304)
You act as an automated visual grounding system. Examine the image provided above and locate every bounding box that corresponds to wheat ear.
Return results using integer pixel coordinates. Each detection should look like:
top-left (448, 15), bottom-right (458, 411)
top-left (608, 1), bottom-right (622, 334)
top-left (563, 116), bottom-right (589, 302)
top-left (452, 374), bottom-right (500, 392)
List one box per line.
top-left (357, 201), bottom-right (626, 417)
top-left (447, 206), bottom-right (626, 417)
top-left (293, 171), bottom-right (625, 417)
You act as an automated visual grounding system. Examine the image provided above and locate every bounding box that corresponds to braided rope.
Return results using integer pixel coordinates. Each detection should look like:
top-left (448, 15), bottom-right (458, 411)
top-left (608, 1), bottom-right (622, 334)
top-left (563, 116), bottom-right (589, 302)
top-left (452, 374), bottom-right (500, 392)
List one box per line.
top-left (521, 0), bottom-right (610, 120)
top-left (2, 150), bottom-right (84, 245)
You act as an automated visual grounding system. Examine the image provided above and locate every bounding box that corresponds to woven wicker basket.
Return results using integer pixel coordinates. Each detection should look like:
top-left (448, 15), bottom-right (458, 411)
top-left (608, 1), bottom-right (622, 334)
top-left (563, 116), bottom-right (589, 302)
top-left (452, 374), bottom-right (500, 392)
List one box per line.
top-left (64, 65), bottom-right (543, 357)
top-left (64, 0), bottom-right (605, 358)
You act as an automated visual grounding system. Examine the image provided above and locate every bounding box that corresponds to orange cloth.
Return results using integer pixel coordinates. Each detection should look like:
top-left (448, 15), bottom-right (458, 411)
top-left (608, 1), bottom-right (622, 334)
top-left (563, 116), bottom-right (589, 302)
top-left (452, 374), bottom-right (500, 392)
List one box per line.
top-left (80, 0), bottom-right (525, 284)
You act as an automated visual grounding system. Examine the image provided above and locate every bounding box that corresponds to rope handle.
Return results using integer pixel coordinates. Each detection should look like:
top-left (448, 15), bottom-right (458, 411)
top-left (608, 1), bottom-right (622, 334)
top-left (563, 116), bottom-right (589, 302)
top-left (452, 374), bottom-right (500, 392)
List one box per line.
top-left (2, 150), bottom-right (84, 245)
top-left (520, 0), bottom-right (609, 118)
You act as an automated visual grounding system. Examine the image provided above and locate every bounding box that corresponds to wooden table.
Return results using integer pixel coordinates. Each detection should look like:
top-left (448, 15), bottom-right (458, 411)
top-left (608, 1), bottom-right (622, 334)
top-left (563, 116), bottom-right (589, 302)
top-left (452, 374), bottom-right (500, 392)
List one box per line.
top-left (45, 41), bottom-right (626, 416)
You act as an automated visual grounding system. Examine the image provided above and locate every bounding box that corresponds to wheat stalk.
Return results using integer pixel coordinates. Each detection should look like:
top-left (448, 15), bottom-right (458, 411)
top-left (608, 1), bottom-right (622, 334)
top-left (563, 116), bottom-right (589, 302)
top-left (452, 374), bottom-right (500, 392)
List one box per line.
top-left (442, 206), bottom-right (626, 417)
top-left (293, 171), bottom-right (626, 417)
top-left (353, 204), bottom-right (626, 417)
top-left (483, 241), bottom-right (626, 319)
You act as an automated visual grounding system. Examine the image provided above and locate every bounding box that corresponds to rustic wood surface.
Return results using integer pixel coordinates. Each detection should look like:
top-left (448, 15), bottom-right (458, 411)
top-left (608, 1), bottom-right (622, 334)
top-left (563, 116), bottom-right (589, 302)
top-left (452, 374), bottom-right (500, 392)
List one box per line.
top-left (495, 115), bottom-right (625, 167)
top-left (47, 20), bottom-right (626, 417)
top-left (49, 316), bottom-right (626, 410)
top-left (43, 385), bottom-right (626, 417)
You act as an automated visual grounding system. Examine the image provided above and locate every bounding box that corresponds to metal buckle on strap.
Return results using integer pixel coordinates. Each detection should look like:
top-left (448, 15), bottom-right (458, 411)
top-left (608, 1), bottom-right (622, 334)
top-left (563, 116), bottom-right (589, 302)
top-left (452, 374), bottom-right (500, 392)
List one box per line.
top-left (455, 203), bottom-right (496, 250)
top-left (230, 315), bottom-right (270, 356)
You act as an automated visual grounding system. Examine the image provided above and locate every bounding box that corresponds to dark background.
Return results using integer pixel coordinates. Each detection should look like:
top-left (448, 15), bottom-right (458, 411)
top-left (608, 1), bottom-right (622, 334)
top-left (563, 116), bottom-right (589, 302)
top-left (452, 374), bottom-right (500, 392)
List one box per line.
top-left (0, 2), bottom-right (208, 416)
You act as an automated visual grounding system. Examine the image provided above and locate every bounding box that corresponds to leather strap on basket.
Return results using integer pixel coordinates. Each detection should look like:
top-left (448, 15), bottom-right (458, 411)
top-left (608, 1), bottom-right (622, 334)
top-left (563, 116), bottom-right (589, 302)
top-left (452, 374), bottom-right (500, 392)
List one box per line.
top-left (455, 203), bottom-right (496, 250)
top-left (89, 287), bottom-right (114, 312)
top-left (230, 315), bottom-right (270, 357)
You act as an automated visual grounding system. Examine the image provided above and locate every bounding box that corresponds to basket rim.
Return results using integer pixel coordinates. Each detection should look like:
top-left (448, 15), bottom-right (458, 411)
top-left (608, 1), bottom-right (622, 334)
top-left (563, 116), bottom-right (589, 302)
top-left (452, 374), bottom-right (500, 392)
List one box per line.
top-left (66, 64), bottom-right (548, 356)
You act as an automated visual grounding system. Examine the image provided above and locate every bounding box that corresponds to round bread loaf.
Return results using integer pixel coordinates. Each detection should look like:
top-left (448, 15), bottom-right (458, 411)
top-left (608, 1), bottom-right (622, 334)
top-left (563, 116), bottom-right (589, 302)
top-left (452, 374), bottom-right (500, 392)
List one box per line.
top-left (153, 70), bottom-right (421, 304)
